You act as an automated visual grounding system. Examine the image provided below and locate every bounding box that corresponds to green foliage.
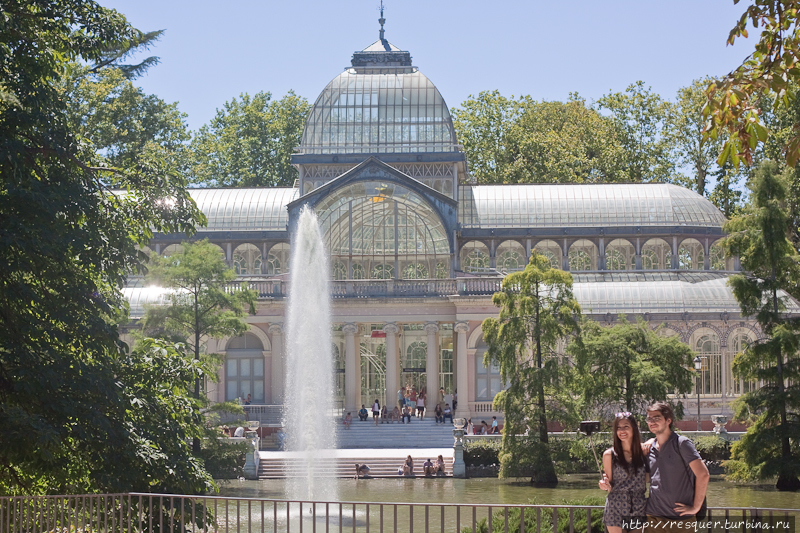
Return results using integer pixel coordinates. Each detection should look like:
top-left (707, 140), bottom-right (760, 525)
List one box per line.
top-left (190, 91), bottom-right (310, 187)
top-left (665, 78), bottom-right (727, 195)
top-left (570, 317), bottom-right (694, 418)
top-left (463, 440), bottom-right (502, 467)
top-left (64, 66), bottom-right (191, 180)
top-left (143, 239), bottom-right (257, 357)
top-left (721, 161), bottom-right (800, 490)
top-left (0, 0), bottom-right (205, 497)
top-left (482, 252), bottom-right (582, 483)
top-left (199, 428), bottom-right (247, 480)
top-left (597, 81), bottom-right (677, 184)
top-left (461, 497), bottom-right (605, 533)
top-left (452, 92), bottom-right (624, 184)
top-left (692, 436), bottom-right (731, 462)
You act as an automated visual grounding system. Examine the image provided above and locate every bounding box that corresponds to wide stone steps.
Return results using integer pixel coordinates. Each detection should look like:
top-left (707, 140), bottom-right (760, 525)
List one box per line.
top-left (258, 456), bottom-right (454, 479)
top-left (335, 418), bottom-right (455, 449)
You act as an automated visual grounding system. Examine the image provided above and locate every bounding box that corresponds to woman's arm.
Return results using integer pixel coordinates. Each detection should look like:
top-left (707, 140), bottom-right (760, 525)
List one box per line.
top-left (599, 449), bottom-right (613, 491)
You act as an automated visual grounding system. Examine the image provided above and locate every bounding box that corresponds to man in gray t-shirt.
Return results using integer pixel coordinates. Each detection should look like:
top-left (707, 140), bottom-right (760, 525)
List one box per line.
top-left (643, 402), bottom-right (710, 533)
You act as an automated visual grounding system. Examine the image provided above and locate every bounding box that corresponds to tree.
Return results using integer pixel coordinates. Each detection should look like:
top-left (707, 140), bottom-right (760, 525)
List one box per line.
top-left (190, 91), bottom-right (310, 187)
top-left (502, 95), bottom-right (625, 184)
top-left (705, 1), bottom-right (800, 168)
top-left (709, 161), bottom-right (745, 218)
top-left (597, 81), bottom-right (677, 183)
top-left (64, 66), bottom-right (191, 180)
top-left (142, 240), bottom-right (257, 453)
top-left (722, 160), bottom-right (800, 491)
top-left (451, 92), bottom-right (625, 184)
top-left (1, 0), bottom-right (205, 495)
top-left (451, 90), bottom-right (523, 184)
top-left (569, 317), bottom-right (694, 418)
top-left (666, 79), bottom-right (727, 196)
top-left (482, 252), bottom-right (581, 484)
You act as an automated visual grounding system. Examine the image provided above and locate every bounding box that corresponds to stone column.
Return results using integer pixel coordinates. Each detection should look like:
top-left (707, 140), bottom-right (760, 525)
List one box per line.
top-left (343, 323), bottom-right (360, 413)
top-left (268, 324), bottom-right (284, 404)
top-left (454, 322), bottom-right (470, 419)
top-left (425, 322), bottom-right (440, 404)
top-left (383, 323), bottom-right (400, 409)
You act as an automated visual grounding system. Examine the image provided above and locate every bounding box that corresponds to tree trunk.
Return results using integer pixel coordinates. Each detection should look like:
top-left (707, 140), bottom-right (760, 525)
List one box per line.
top-left (193, 292), bottom-right (201, 456)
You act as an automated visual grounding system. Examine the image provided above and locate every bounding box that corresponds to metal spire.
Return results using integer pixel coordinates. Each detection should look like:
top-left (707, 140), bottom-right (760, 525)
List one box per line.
top-left (378, 0), bottom-right (386, 42)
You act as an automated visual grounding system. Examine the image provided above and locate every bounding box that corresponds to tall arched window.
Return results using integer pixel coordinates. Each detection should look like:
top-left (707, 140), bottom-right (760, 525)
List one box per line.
top-left (496, 240), bottom-right (526, 273)
top-left (729, 330), bottom-right (758, 395)
top-left (569, 240), bottom-right (598, 271)
top-left (233, 243), bottom-right (262, 275)
top-left (641, 238), bottom-right (672, 270)
top-left (605, 239), bottom-right (635, 271)
top-left (225, 333), bottom-right (265, 403)
top-left (267, 243), bottom-right (290, 275)
top-left (678, 239), bottom-right (704, 270)
top-left (460, 241), bottom-right (490, 273)
top-left (534, 240), bottom-right (562, 270)
top-left (709, 240), bottom-right (733, 271)
top-left (694, 332), bottom-right (721, 395)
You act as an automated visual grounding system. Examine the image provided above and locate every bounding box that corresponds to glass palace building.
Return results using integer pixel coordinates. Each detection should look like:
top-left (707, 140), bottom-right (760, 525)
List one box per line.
top-left (125, 36), bottom-right (800, 420)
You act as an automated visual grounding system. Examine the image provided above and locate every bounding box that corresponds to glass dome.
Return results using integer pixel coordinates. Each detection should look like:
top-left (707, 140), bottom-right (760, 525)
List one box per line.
top-left (299, 68), bottom-right (458, 155)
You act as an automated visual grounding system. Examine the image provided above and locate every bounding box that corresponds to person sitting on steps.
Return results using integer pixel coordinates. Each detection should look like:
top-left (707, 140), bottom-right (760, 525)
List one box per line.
top-left (443, 403), bottom-right (453, 424)
top-left (358, 404), bottom-right (369, 421)
top-left (401, 405), bottom-right (412, 423)
top-left (423, 458), bottom-right (435, 477)
top-left (354, 463), bottom-right (371, 479)
top-left (380, 404), bottom-right (390, 423)
top-left (433, 404), bottom-right (444, 424)
top-left (391, 405), bottom-right (401, 423)
top-left (343, 412), bottom-right (352, 430)
top-left (436, 455), bottom-right (446, 476)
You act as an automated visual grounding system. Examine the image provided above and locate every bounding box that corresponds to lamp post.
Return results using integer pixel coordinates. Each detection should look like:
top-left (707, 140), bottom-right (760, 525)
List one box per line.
top-left (693, 355), bottom-right (702, 431)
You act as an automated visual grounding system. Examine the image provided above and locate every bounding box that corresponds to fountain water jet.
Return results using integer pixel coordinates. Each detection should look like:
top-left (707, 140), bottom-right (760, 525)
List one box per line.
top-left (284, 207), bottom-right (338, 503)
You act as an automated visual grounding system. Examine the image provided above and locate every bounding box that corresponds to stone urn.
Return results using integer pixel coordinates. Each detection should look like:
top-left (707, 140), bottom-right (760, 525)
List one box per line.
top-left (711, 414), bottom-right (728, 435)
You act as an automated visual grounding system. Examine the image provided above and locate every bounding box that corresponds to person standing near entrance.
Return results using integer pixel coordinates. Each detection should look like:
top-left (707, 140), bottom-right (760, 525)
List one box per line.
top-left (642, 401), bottom-right (709, 532)
top-left (397, 387), bottom-right (405, 409)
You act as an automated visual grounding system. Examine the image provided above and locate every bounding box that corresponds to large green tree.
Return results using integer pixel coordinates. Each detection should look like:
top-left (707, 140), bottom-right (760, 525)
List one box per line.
top-left (598, 81), bottom-right (677, 184)
top-left (666, 78), bottom-right (727, 196)
top-left (142, 240), bottom-right (256, 452)
top-left (0, 0), bottom-right (207, 495)
top-left (190, 91), bottom-right (310, 187)
top-left (570, 317), bottom-right (694, 418)
top-left (482, 252), bottom-right (581, 484)
top-left (722, 160), bottom-right (800, 491)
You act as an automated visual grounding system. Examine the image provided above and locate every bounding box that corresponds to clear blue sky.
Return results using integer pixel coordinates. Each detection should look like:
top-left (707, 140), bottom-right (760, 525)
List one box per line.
top-left (103, 0), bottom-right (753, 132)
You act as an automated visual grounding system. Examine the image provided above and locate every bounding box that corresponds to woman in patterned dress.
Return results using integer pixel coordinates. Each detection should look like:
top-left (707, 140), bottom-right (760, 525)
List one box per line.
top-left (600, 412), bottom-right (647, 533)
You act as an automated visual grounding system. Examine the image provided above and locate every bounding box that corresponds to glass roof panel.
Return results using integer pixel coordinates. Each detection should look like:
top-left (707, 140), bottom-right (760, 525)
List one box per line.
top-left (189, 188), bottom-right (297, 231)
top-left (299, 69), bottom-right (459, 154)
top-left (458, 183), bottom-right (726, 228)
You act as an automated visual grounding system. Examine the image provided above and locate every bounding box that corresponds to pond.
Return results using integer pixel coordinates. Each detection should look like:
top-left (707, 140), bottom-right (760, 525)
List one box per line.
top-left (218, 475), bottom-right (799, 510)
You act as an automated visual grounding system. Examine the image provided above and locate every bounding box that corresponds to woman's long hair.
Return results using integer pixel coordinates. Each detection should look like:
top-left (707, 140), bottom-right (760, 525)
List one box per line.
top-left (612, 413), bottom-right (645, 473)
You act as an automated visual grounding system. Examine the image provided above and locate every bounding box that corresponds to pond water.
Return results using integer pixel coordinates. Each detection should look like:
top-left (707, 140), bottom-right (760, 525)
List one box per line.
top-left (218, 475), bottom-right (799, 510)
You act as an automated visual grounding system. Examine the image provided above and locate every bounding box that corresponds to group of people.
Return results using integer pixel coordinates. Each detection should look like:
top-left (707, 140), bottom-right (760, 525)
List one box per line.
top-left (600, 401), bottom-right (710, 533)
top-left (465, 417), bottom-right (500, 435)
top-left (398, 455), bottom-right (447, 477)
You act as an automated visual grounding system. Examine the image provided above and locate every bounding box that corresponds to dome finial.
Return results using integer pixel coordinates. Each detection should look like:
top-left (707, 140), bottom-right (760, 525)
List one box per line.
top-left (378, 0), bottom-right (386, 42)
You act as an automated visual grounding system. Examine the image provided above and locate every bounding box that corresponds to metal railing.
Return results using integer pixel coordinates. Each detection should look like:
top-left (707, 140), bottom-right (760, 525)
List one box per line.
top-left (1, 493), bottom-right (797, 533)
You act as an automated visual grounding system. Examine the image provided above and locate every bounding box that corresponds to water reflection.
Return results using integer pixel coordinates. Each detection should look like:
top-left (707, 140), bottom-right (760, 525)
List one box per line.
top-left (218, 475), bottom-right (799, 509)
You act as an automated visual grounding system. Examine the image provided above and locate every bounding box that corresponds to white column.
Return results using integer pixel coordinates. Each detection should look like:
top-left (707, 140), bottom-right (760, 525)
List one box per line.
top-left (425, 322), bottom-right (440, 405)
top-left (268, 324), bottom-right (283, 404)
top-left (455, 322), bottom-right (470, 419)
top-left (383, 323), bottom-right (400, 409)
top-left (343, 323), bottom-right (360, 413)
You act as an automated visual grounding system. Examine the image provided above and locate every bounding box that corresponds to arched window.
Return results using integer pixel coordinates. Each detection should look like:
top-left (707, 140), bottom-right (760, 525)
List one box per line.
top-left (435, 261), bottom-right (448, 279)
top-left (351, 263), bottom-right (366, 280)
top-left (641, 238), bottom-right (672, 270)
top-left (402, 262), bottom-right (429, 279)
top-left (225, 333), bottom-right (265, 404)
top-left (605, 239), bottom-right (635, 271)
top-left (232, 243), bottom-right (262, 276)
top-left (161, 244), bottom-right (184, 257)
top-left (332, 261), bottom-right (347, 281)
top-left (534, 240), bottom-right (562, 270)
top-left (569, 239), bottom-right (598, 271)
top-left (678, 239), bottom-right (704, 270)
top-left (317, 181), bottom-right (450, 281)
top-left (496, 240), bottom-right (526, 273)
top-left (266, 243), bottom-right (290, 275)
top-left (475, 338), bottom-right (505, 401)
top-left (460, 241), bottom-right (490, 273)
top-left (371, 264), bottom-right (394, 279)
top-left (693, 332), bottom-right (721, 395)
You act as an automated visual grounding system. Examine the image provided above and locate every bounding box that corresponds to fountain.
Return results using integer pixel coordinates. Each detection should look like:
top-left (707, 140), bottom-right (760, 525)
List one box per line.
top-left (284, 207), bottom-right (338, 503)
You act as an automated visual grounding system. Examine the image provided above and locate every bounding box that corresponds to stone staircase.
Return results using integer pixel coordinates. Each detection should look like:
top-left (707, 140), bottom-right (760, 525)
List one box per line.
top-left (336, 417), bottom-right (456, 448)
top-left (258, 454), bottom-right (455, 479)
